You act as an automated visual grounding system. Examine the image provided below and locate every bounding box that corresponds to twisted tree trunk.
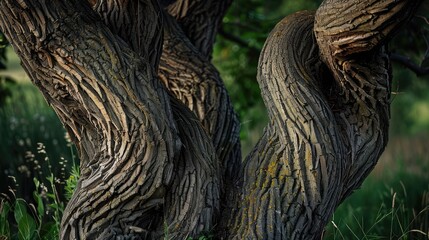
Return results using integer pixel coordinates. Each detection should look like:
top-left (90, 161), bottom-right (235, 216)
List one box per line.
top-left (0, 0), bottom-right (421, 239)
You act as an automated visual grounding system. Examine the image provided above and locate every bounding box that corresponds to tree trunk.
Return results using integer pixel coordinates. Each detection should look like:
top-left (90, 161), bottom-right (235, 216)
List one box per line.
top-left (0, 0), bottom-right (421, 239)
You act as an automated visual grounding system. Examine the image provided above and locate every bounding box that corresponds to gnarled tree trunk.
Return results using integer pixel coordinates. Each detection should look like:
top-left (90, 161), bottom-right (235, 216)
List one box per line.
top-left (0, 0), bottom-right (421, 239)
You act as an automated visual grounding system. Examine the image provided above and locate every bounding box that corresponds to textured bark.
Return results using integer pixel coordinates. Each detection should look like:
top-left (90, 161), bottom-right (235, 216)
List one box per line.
top-left (89, 0), bottom-right (240, 187)
top-left (229, 0), bottom-right (422, 238)
top-left (163, 100), bottom-right (220, 238)
top-left (158, 14), bottom-right (241, 189)
top-left (0, 0), bottom-right (422, 239)
top-left (91, 0), bottom-right (163, 71)
top-left (314, 0), bottom-right (422, 199)
top-left (0, 0), bottom-right (217, 238)
top-left (90, 1), bottom-right (240, 236)
top-left (158, 15), bottom-right (242, 235)
top-left (0, 1), bottom-right (178, 237)
top-left (229, 12), bottom-right (343, 239)
top-left (165, 0), bottom-right (232, 59)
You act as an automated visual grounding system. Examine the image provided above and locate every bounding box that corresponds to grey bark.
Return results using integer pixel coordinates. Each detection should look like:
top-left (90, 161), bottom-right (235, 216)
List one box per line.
top-left (228, 1), bottom-right (421, 239)
top-left (0, 0), bottom-right (421, 239)
top-left (91, 0), bottom-right (241, 235)
top-left (165, 0), bottom-right (233, 59)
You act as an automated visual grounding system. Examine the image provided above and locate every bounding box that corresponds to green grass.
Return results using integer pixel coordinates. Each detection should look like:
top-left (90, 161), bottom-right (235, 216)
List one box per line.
top-left (324, 169), bottom-right (429, 240)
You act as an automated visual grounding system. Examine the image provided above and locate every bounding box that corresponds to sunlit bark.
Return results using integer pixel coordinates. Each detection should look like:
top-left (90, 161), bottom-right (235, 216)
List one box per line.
top-left (0, 0), bottom-right (421, 239)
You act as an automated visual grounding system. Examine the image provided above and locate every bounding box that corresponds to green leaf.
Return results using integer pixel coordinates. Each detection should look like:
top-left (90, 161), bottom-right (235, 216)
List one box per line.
top-left (45, 193), bottom-right (55, 200)
top-left (39, 222), bottom-right (58, 239)
top-left (14, 199), bottom-right (26, 223)
top-left (46, 174), bottom-right (54, 184)
top-left (32, 178), bottom-right (44, 222)
top-left (14, 199), bottom-right (37, 240)
top-left (0, 200), bottom-right (11, 237)
top-left (64, 163), bottom-right (80, 201)
top-left (33, 178), bottom-right (40, 189)
top-left (17, 215), bottom-right (37, 240)
top-left (33, 191), bottom-right (44, 223)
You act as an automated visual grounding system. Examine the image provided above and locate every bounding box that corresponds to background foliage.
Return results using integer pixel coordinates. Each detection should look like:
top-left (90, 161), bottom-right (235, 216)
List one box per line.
top-left (0, 31), bottom-right (15, 107)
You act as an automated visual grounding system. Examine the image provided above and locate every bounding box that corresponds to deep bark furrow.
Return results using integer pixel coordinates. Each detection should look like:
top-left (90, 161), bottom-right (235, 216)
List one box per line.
top-left (159, 16), bottom-right (241, 190)
top-left (91, 0), bottom-right (164, 72)
top-left (164, 101), bottom-right (220, 238)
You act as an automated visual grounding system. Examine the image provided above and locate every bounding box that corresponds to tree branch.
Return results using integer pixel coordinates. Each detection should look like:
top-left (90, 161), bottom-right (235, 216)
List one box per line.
top-left (166, 0), bottom-right (233, 59)
top-left (315, 0), bottom-right (423, 200)
top-left (218, 27), bottom-right (261, 54)
top-left (92, 0), bottom-right (164, 71)
top-left (315, 0), bottom-right (423, 57)
top-left (390, 53), bottom-right (429, 76)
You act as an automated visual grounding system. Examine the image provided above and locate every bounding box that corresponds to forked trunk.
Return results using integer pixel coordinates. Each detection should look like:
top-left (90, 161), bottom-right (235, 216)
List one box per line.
top-left (0, 0), bottom-right (421, 239)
